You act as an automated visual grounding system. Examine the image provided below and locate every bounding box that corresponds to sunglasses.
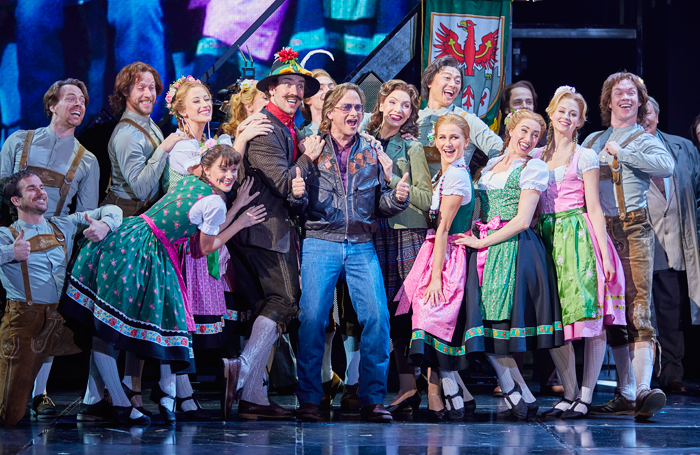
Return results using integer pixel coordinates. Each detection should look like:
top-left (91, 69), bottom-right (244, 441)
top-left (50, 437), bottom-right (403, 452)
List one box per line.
top-left (334, 104), bottom-right (365, 114)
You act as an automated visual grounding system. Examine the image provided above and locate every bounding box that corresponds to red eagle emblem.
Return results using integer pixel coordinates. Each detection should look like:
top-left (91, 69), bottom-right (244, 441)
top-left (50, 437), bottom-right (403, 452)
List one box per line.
top-left (433, 20), bottom-right (499, 109)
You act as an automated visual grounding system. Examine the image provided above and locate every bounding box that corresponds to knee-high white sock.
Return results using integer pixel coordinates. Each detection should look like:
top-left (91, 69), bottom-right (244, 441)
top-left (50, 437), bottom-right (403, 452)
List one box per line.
top-left (159, 363), bottom-right (176, 411)
top-left (454, 371), bottom-right (474, 402)
top-left (581, 332), bottom-right (607, 405)
top-left (321, 330), bottom-right (335, 383)
top-left (486, 354), bottom-right (520, 407)
top-left (343, 335), bottom-right (361, 386)
top-left (32, 356), bottom-right (54, 398)
top-left (83, 352), bottom-right (105, 405)
top-left (630, 342), bottom-right (654, 394)
top-left (92, 337), bottom-right (139, 415)
top-left (122, 352), bottom-right (144, 407)
top-left (550, 343), bottom-right (580, 408)
top-left (176, 374), bottom-right (197, 412)
top-left (509, 361), bottom-right (536, 403)
top-left (239, 316), bottom-right (279, 405)
top-left (440, 371), bottom-right (464, 411)
top-left (611, 345), bottom-right (636, 401)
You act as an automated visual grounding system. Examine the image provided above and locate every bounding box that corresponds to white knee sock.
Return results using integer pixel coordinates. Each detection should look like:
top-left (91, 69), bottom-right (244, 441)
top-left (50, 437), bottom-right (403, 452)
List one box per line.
top-left (92, 338), bottom-right (140, 416)
top-left (32, 356), bottom-right (53, 398)
top-left (239, 316), bottom-right (279, 405)
top-left (176, 374), bottom-right (197, 412)
top-left (440, 371), bottom-right (464, 411)
top-left (581, 332), bottom-right (607, 405)
top-left (122, 352), bottom-right (144, 407)
top-left (83, 352), bottom-right (105, 405)
top-left (321, 331), bottom-right (335, 383)
top-left (343, 335), bottom-right (361, 386)
top-left (550, 344), bottom-right (580, 409)
top-left (486, 354), bottom-right (520, 407)
top-left (611, 345), bottom-right (636, 401)
top-left (454, 371), bottom-right (474, 402)
top-left (630, 342), bottom-right (654, 394)
top-left (159, 363), bottom-right (176, 411)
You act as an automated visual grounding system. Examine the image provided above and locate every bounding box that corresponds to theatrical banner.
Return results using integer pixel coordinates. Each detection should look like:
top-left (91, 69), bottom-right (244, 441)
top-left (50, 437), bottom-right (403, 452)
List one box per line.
top-left (423, 0), bottom-right (510, 131)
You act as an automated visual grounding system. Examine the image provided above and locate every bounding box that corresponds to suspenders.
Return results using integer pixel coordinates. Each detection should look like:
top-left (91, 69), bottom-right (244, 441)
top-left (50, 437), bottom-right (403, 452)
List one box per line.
top-left (19, 130), bottom-right (86, 217)
top-left (585, 130), bottom-right (645, 220)
top-left (7, 221), bottom-right (67, 305)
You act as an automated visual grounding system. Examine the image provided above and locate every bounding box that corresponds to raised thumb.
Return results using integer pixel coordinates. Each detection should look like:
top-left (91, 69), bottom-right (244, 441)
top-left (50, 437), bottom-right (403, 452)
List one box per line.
top-left (399, 172), bottom-right (409, 184)
top-left (295, 167), bottom-right (301, 179)
top-left (16, 228), bottom-right (25, 241)
top-left (84, 213), bottom-right (94, 224)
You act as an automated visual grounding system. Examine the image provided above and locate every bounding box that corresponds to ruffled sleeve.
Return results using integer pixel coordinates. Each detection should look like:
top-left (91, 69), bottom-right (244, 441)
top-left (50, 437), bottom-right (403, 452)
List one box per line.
top-left (168, 138), bottom-right (201, 176)
top-left (441, 166), bottom-right (473, 205)
top-left (218, 134), bottom-right (233, 147)
top-left (188, 194), bottom-right (227, 236)
top-left (519, 158), bottom-right (549, 192)
top-left (576, 146), bottom-right (600, 180)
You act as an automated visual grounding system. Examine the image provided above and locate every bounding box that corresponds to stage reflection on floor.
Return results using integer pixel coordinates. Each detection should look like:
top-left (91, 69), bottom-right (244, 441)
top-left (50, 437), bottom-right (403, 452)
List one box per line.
top-left (2, 388), bottom-right (700, 455)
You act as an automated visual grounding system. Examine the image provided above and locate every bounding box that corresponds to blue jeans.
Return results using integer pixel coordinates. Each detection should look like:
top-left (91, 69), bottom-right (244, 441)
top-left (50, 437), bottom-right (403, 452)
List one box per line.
top-left (296, 238), bottom-right (390, 407)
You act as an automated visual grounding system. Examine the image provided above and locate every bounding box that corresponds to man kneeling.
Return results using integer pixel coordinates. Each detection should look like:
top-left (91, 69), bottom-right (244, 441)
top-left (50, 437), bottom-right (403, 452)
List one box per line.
top-left (0, 170), bottom-right (122, 426)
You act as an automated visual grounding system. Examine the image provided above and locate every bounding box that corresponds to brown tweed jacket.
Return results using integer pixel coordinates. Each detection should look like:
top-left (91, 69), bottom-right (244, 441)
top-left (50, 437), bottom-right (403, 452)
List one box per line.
top-left (235, 107), bottom-right (314, 254)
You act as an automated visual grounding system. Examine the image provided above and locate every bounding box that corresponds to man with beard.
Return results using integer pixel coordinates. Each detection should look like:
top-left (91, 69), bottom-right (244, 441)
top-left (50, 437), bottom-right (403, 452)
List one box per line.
top-left (0, 78), bottom-right (100, 420)
top-left (222, 48), bottom-right (325, 420)
top-left (0, 170), bottom-right (122, 426)
top-left (102, 62), bottom-right (185, 217)
top-left (584, 72), bottom-right (675, 421)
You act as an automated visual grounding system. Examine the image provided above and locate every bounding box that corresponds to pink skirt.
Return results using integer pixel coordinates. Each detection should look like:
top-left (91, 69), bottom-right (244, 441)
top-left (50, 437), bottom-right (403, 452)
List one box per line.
top-left (394, 232), bottom-right (467, 341)
top-left (563, 214), bottom-right (626, 341)
top-left (185, 245), bottom-right (230, 316)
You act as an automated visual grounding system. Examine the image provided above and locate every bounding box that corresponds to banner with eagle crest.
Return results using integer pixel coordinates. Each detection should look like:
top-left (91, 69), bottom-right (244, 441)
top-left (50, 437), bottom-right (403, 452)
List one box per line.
top-left (423, 0), bottom-right (510, 131)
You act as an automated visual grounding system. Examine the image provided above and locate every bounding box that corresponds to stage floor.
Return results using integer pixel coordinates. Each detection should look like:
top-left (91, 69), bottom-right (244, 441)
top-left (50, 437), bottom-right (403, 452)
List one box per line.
top-left (2, 386), bottom-right (700, 454)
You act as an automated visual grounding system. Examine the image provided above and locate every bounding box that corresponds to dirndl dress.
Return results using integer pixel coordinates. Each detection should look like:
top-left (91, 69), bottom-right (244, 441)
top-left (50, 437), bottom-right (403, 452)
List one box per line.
top-left (62, 176), bottom-right (226, 372)
top-left (533, 146), bottom-right (626, 341)
top-left (467, 155), bottom-right (565, 354)
top-left (395, 162), bottom-right (484, 370)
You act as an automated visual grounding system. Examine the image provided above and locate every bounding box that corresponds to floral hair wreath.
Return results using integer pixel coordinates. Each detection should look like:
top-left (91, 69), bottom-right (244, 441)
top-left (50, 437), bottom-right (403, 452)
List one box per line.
top-left (199, 137), bottom-right (220, 156)
top-left (166, 75), bottom-right (201, 116)
top-left (240, 79), bottom-right (257, 93)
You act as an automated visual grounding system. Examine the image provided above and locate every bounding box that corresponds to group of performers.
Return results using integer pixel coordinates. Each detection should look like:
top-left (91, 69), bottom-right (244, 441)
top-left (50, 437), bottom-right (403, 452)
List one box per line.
top-left (1, 45), bottom-right (696, 427)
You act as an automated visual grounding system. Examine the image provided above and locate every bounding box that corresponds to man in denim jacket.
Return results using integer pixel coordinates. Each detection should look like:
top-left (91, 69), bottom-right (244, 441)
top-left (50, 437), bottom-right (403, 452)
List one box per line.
top-left (294, 83), bottom-right (410, 422)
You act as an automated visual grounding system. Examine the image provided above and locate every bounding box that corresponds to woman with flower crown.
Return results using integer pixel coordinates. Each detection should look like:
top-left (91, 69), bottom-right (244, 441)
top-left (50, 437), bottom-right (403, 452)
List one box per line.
top-left (219, 79), bottom-right (270, 139)
top-left (532, 86), bottom-right (626, 419)
top-left (159, 77), bottom-right (273, 420)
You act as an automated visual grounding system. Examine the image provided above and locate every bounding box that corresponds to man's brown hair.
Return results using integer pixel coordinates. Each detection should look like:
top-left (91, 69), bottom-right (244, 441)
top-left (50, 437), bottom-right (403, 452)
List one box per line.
top-left (599, 71), bottom-right (649, 127)
top-left (43, 79), bottom-right (89, 120)
top-left (109, 62), bottom-right (163, 117)
top-left (319, 83), bottom-right (366, 134)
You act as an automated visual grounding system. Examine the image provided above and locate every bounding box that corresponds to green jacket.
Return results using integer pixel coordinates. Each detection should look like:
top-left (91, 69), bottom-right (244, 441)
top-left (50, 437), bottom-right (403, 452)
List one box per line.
top-left (383, 135), bottom-right (433, 229)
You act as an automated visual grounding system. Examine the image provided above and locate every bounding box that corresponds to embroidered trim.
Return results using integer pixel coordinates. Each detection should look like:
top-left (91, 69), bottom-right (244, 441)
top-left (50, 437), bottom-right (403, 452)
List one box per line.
top-left (410, 327), bottom-right (485, 357)
top-left (66, 283), bottom-right (189, 348)
top-left (484, 322), bottom-right (563, 340)
top-left (194, 319), bottom-right (225, 335)
top-left (223, 309), bottom-right (251, 322)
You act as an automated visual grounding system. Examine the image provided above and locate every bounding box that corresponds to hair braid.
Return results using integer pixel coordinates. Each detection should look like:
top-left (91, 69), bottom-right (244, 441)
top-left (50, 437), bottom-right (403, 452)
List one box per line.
top-left (541, 122), bottom-right (555, 162)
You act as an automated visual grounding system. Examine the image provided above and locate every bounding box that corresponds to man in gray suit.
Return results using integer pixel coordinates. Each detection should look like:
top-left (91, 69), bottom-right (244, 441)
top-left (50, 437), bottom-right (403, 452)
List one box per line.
top-left (643, 97), bottom-right (700, 394)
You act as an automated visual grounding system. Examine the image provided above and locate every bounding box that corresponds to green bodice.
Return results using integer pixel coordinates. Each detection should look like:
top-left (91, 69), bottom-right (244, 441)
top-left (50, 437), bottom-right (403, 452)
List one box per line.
top-left (145, 175), bottom-right (218, 244)
top-left (478, 166), bottom-right (523, 222)
top-left (449, 179), bottom-right (475, 235)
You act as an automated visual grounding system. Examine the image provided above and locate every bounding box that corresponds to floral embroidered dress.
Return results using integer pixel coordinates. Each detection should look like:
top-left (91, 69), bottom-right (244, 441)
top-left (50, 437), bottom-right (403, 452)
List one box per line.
top-left (468, 155), bottom-right (564, 354)
top-left (395, 161), bottom-right (483, 370)
top-left (164, 133), bottom-right (234, 347)
top-left (62, 176), bottom-right (226, 371)
top-left (533, 145), bottom-right (626, 341)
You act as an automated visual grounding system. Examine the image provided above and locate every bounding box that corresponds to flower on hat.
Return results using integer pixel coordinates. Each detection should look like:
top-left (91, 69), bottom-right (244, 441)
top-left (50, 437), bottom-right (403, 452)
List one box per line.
top-left (166, 75), bottom-right (203, 116)
top-left (275, 47), bottom-right (299, 63)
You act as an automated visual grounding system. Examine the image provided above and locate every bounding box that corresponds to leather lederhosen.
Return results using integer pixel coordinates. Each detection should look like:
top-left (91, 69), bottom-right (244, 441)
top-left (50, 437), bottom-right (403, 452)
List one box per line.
top-left (7, 221), bottom-right (67, 305)
top-left (19, 130), bottom-right (86, 217)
